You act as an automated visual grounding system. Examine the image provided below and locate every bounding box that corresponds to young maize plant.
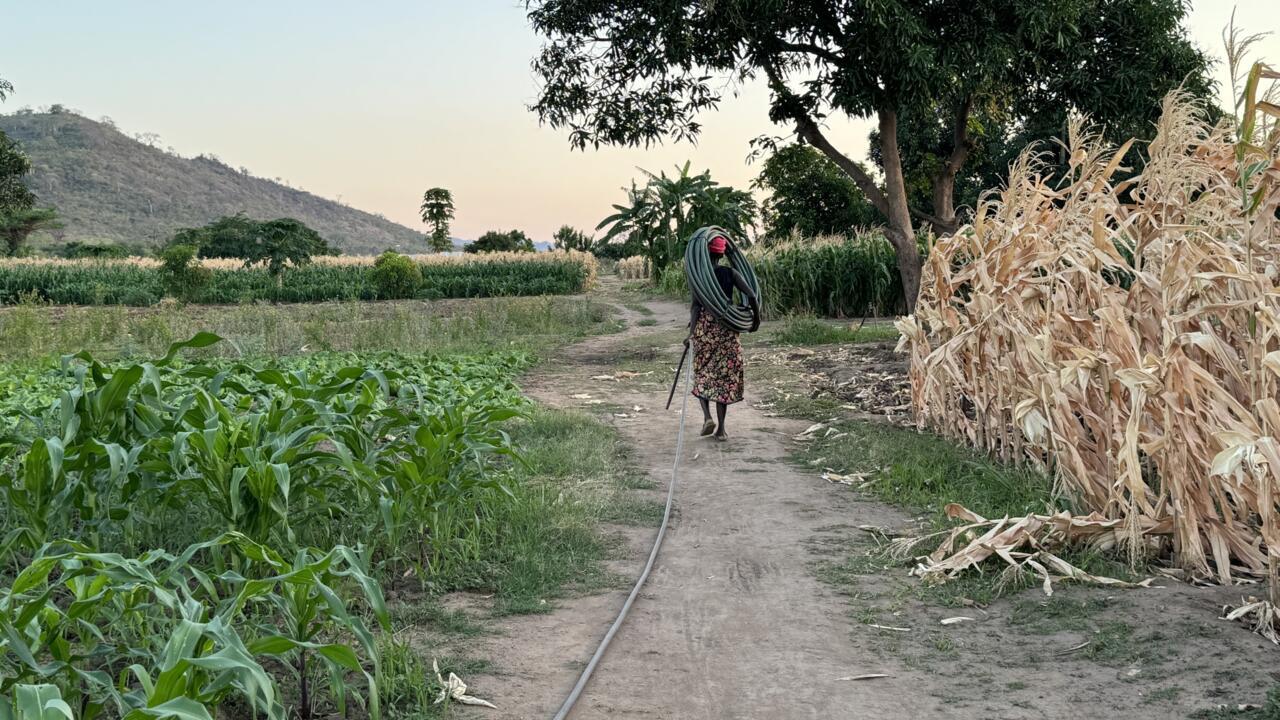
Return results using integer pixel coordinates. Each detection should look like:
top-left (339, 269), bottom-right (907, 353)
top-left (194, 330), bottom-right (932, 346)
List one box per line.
top-left (897, 53), bottom-right (1280, 642)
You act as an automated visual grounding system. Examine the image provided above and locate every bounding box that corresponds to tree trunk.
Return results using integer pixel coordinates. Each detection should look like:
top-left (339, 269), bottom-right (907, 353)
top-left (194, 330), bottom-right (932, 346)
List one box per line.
top-left (927, 95), bottom-right (973, 237)
top-left (877, 109), bottom-right (922, 313)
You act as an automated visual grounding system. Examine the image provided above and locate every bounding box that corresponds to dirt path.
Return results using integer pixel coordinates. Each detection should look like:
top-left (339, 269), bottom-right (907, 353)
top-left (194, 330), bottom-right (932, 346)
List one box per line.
top-left (460, 287), bottom-right (939, 718)
top-left (456, 283), bottom-right (1278, 719)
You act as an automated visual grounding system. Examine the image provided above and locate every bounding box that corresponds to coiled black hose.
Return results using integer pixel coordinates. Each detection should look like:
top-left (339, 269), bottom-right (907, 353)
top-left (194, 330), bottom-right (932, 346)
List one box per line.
top-left (683, 226), bottom-right (761, 332)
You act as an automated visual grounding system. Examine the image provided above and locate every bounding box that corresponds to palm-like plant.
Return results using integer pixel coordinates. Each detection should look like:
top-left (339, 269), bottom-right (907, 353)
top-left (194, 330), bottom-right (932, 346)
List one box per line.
top-left (596, 163), bottom-right (756, 277)
top-left (419, 188), bottom-right (455, 253)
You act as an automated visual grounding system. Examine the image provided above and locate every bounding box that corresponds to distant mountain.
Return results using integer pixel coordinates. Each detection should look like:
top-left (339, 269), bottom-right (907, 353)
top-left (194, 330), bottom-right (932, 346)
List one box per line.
top-left (0, 111), bottom-right (426, 254)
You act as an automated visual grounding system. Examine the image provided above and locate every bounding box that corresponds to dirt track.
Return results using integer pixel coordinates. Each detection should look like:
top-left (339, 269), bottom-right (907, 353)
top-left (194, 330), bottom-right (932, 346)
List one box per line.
top-left (456, 286), bottom-right (1278, 719)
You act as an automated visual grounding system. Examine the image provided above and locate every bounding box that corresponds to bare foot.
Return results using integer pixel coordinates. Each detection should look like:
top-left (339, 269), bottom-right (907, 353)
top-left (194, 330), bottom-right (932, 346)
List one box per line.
top-left (714, 431), bottom-right (728, 442)
top-left (700, 419), bottom-right (717, 436)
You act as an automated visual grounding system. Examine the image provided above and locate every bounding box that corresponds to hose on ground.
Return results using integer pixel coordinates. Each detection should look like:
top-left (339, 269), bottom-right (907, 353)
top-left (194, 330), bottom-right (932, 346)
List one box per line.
top-left (550, 349), bottom-right (692, 720)
top-left (683, 226), bottom-right (761, 333)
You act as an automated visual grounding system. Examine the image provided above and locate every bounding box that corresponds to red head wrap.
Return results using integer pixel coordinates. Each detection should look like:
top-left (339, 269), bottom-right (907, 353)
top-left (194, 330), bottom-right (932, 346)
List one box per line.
top-left (708, 235), bottom-right (728, 254)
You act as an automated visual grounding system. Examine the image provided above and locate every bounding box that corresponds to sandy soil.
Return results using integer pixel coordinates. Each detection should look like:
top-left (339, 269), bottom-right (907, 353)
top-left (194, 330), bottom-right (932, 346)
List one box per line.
top-left (451, 283), bottom-right (1277, 719)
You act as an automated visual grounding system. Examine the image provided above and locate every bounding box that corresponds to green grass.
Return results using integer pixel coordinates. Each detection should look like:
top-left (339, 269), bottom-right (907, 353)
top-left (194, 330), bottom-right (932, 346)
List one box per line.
top-left (474, 406), bottom-right (657, 615)
top-left (0, 294), bottom-right (620, 362)
top-left (637, 318), bottom-right (658, 327)
top-left (791, 420), bottom-right (1060, 526)
top-left (622, 301), bottom-right (655, 316)
top-left (1007, 596), bottom-right (1121, 634)
top-left (774, 316), bottom-right (900, 345)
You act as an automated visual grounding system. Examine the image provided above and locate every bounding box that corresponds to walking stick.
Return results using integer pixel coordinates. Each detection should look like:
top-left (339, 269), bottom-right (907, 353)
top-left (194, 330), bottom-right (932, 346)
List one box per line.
top-left (666, 343), bottom-right (690, 410)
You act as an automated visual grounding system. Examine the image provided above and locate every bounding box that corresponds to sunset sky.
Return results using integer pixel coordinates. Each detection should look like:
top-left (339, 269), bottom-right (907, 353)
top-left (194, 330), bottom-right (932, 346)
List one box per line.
top-left (4, 1), bottom-right (1278, 243)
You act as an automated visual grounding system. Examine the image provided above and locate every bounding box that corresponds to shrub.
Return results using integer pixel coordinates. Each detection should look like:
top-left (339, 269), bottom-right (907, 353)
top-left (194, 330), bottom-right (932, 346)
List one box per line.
top-left (371, 250), bottom-right (422, 299)
top-left (158, 243), bottom-right (210, 301)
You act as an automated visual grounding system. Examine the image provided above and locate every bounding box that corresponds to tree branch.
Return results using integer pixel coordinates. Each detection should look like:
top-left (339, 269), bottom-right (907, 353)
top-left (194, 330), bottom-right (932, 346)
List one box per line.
top-left (760, 60), bottom-right (890, 217)
top-left (942, 95), bottom-right (974, 179)
top-left (773, 40), bottom-right (844, 66)
top-left (909, 206), bottom-right (949, 227)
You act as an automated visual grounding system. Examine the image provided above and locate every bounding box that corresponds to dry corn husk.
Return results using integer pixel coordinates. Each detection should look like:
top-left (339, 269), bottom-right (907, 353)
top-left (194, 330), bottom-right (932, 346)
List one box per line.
top-left (898, 79), bottom-right (1280, 631)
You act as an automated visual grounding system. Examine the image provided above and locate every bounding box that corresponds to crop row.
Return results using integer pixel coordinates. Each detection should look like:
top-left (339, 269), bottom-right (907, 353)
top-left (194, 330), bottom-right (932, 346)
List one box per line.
top-left (0, 251), bottom-right (596, 305)
top-left (0, 336), bottom-right (530, 718)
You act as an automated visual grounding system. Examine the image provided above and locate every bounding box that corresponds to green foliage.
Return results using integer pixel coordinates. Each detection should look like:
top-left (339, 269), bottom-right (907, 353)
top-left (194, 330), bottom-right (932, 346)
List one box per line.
top-left (419, 188), bottom-right (455, 253)
top-left (0, 257), bottom-right (589, 305)
top-left (752, 235), bottom-right (907, 318)
top-left (158, 244), bottom-right (211, 301)
top-left (596, 162), bottom-right (755, 273)
top-left (774, 317), bottom-right (900, 346)
top-left (173, 215), bottom-right (334, 279)
top-left (552, 225), bottom-right (593, 252)
top-left (370, 252), bottom-right (422, 300)
top-left (0, 335), bottom-right (543, 719)
top-left (527, 0), bottom-right (1213, 303)
top-left (58, 242), bottom-right (134, 260)
top-left (754, 145), bottom-right (880, 241)
top-left (0, 208), bottom-right (60, 257)
top-left (0, 130), bottom-right (36, 216)
top-left (465, 229), bottom-right (535, 254)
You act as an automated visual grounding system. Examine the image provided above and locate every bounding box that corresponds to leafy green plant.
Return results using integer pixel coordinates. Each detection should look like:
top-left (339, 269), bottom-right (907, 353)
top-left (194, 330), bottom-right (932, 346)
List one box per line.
top-left (158, 244), bottom-right (210, 302)
top-left (370, 252), bottom-right (422, 300)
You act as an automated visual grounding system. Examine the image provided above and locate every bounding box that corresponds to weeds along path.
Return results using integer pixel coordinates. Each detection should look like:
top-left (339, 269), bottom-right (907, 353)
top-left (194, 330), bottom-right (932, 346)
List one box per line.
top-left (461, 281), bottom-right (938, 719)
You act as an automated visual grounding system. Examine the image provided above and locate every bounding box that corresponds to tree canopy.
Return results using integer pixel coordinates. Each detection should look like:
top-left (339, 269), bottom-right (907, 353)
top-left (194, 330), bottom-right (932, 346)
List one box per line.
top-left (466, 229), bottom-right (535, 253)
top-left (420, 187), bottom-right (455, 253)
top-left (553, 225), bottom-right (594, 252)
top-left (0, 78), bottom-right (60, 255)
top-left (753, 144), bottom-right (880, 241)
top-left (172, 214), bottom-right (334, 278)
top-left (527, 0), bottom-right (1212, 309)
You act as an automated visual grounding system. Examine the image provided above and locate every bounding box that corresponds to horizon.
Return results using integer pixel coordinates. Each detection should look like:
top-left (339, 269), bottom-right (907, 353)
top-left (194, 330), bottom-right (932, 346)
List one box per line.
top-left (4, 0), bottom-right (1278, 244)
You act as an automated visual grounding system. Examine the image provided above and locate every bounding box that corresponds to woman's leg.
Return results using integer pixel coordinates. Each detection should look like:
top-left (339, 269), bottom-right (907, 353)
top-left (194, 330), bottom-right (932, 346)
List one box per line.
top-left (715, 402), bottom-right (728, 439)
top-left (699, 398), bottom-right (716, 435)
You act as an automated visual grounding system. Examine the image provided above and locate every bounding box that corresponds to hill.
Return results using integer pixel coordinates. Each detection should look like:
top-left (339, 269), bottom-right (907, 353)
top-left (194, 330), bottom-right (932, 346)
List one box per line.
top-left (0, 110), bottom-right (427, 254)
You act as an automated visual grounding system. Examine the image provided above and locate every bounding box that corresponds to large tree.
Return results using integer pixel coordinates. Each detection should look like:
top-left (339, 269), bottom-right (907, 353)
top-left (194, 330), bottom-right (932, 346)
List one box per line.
top-left (753, 144), bottom-right (880, 242)
top-left (526, 0), bottom-right (1211, 310)
top-left (172, 214), bottom-right (334, 285)
top-left (420, 187), bottom-right (455, 253)
top-left (553, 225), bottom-right (595, 252)
top-left (465, 229), bottom-right (535, 253)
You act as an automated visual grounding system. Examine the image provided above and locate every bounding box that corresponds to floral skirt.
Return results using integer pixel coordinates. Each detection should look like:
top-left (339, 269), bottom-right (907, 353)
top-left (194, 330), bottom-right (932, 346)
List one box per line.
top-left (691, 308), bottom-right (744, 405)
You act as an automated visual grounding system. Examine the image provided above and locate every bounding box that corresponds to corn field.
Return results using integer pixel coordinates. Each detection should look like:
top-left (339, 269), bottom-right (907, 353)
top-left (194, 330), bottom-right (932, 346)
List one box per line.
top-left (0, 250), bottom-right (598, 305)
top-left (616, 255), bottom-right (650, 280)
top-left (748, 234), bottom-right (904, 318)
top-left (897, 68), bottom-right (1280, 636)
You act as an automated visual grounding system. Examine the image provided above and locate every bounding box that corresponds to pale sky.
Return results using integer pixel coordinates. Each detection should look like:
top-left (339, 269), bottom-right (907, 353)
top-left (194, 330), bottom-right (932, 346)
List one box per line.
top-left (3, 1), bottom-right (1278, 243)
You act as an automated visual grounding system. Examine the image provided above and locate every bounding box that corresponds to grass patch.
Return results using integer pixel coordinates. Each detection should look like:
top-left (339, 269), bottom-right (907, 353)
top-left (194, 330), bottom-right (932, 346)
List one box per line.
top-left (622, 302), bottom-right (655, 316)
top-left (637, 318), bottom-right (658, 327)
top-left (792, 420), bottom-right (1060, 526)
top-left (472, 406), bottom-right (654, 615)
top-left (0, 294), bottom-right (620, 362)
top-left (1190, 687), bottom-right (1280, 718)
top-left (774, 316), bottom-right (900, 346)
top-left (389, 600), bottom-right (486, 637)
top-left (1007, 596), bottom-right (1119, 634)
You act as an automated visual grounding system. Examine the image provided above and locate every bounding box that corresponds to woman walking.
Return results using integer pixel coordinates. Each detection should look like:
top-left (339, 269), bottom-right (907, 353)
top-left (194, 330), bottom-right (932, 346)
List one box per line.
top-left (684, 233), bottom-right (760, 441)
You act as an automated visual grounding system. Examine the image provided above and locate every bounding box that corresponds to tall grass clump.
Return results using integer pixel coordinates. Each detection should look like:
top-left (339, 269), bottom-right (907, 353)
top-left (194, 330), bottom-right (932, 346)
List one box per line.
top-left (899, 59), bottom-right (1280, 625)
